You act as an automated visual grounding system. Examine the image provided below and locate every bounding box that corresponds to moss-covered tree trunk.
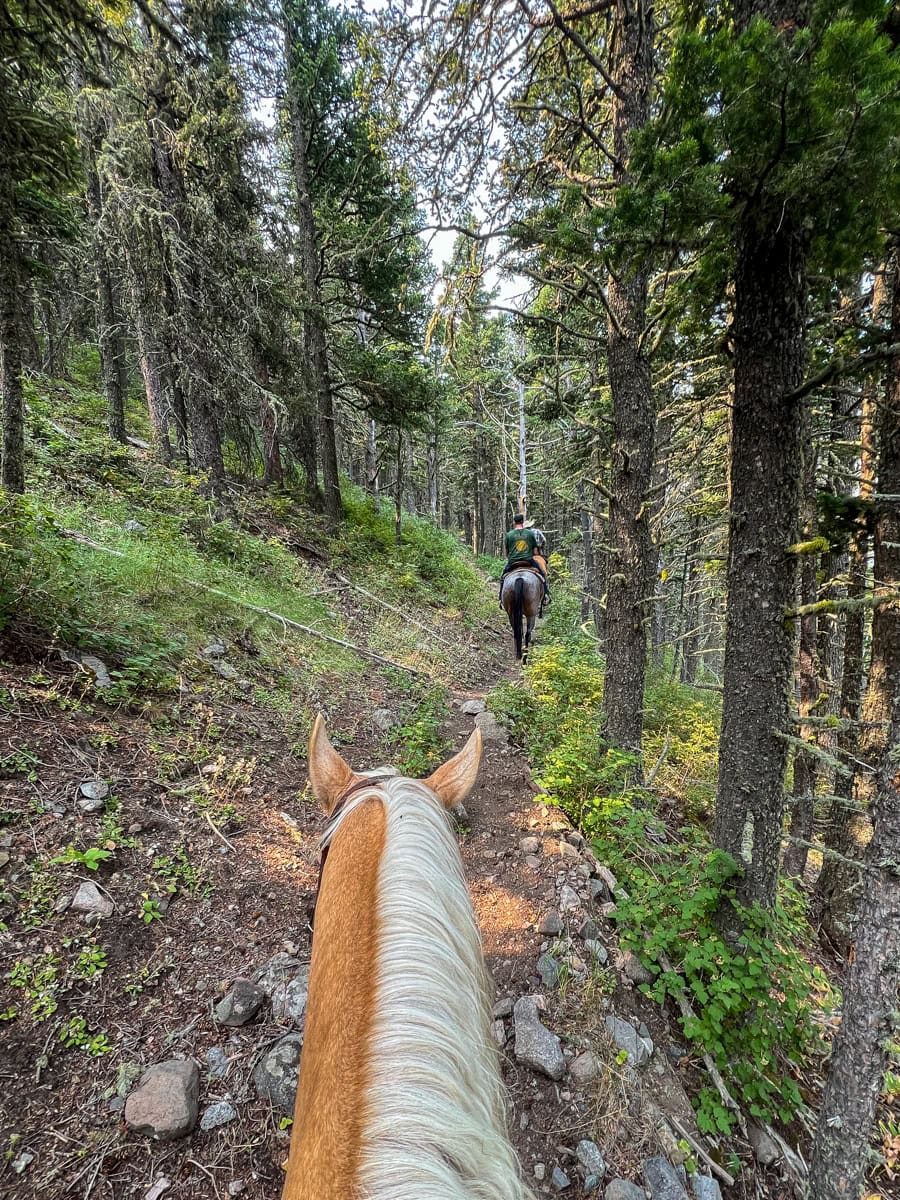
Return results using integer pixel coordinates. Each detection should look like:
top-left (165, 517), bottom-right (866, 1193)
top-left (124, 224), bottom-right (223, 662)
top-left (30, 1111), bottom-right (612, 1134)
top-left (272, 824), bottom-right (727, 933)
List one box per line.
top-left (600, 0), bottom-right (655, 757)
top-left (808, 250), bottom-right (900, 1199)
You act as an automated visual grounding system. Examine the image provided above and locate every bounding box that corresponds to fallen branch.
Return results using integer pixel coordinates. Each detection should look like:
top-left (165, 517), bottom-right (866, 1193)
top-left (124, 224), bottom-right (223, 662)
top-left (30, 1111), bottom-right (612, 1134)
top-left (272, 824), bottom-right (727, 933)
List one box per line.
top-left (60, 530), bottom-right (425, 676)
top-left (656, 950), bottom-right (748, 1137)
top-left (204, 809), bottom-right (237, 853)
top-left (333, 571), bottom-right (444, 645)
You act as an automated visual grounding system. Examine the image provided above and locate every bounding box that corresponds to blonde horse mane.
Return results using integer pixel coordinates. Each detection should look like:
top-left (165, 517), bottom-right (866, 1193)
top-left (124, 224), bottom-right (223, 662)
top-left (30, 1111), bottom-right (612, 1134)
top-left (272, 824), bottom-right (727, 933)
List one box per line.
top-left (324, 774), bottom-right (532, 1200)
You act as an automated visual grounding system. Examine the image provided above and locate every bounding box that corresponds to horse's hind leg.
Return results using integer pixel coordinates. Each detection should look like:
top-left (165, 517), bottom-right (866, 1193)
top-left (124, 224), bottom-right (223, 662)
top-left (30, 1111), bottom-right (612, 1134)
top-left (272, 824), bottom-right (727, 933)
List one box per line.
top-left (525, 616), bottom-right (536, 648)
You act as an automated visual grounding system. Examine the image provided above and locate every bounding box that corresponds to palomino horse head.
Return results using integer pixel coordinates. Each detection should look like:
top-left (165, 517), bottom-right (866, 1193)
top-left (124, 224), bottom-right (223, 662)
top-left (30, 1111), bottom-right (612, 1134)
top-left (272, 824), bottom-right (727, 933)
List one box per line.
top-left (282, 716), bottom-right (532, 1200)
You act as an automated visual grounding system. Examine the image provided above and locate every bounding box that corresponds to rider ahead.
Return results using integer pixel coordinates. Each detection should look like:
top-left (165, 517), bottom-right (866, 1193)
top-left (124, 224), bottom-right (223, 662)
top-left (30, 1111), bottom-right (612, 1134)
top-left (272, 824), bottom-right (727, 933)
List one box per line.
top-left (499, 513), bottom-right (551, 607)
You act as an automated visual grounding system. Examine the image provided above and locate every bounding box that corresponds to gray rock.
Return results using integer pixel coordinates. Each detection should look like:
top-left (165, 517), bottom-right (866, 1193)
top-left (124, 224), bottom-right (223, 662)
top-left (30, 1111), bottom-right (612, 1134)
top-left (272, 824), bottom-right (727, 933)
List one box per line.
top-left (513, 995), bottom-right (566, 1080)
top-left (125, 1060), bottom-right (199, 1141)
top-left (71, 881), bottom-right (113, 918)
top-left (595, 865), bottom-right (618, 894)
top-left (666, 1044), bottom-right (687, 1065)
top-left (537, 952), bottom-right (561, 989)
top-left (474, 711), bottom-right (509, 743)
top-left (605, 1181), bottom-right (646, 1200)
top-left (534, 1164), bottom-right (546, 1182)
top-left (227, 1183), bottom-right (246, 1197)
top-left (253, 1033), bottom-right (303, 1114)
top-left (605, 1016), bottom-right (652, 1067)
top-left (559, 884), bottom-right (580, 912)
top-left (520, 836), bottom-right (541, 855)
top-left (205, 1047), bottom-right (229, 1078)
top-left (525, 854), bottom-right (542, 869)
top-left (642, 1156), bottom-right (689, 1200)
top-left (492, 996), bottom-right (514, 1019)
top-left (584, 939), bottom-right (609, 965)
top-left (371, 708), bottom-right (397, 734)
top-left (622, 951), bottom-right (654, 986)
top-left (578, 916), bottom-right (600, 942)
top-left (200, 1101), bottom-right (237, 1132)
top-left (559, 840), bottom-right (581, 861)
top-left (450, 803), bottom-right (469, 828)
top-left (569, 1050), bottom-right (600, 1085)
top-left (748, 1122), bottom-right (780, 1166)
top-left (215, 980), bottom-right (265, 1027)
top-left (576, 1141), bottom-right (606, 1179)
top-left (11, 1152), bottom-right (34, 1175)
top-left (124, 520), bottom-right (147, 534)
top-left (461, 698), bottom-right (486, 715)
top-left (589, 877), bottom-right (610, 903)
top-left (108, 1095), bottom-right (125, 1113)
top-left (552, 1166), bottom-right (571, 1191)
top-left (78, 780), bottom-right (109, 812)
top-left (212, 661), bottom-right (239, 681)
top-left (254, 953), bottom-right (310, 1026)
top-left (566, 830), bottom-right (586, 848)
top-left (692, 1177), bottom-right (722, 1200)
top-left (81, 655), bottom-right (112, 689)
top-left (491, 1019), bottom-right (507, 1047)
top-left (201, 641), bottom-right (227, 659)
top-left (585, 1176), bottom-right (603, 1193)
top-left (538, 910), bottom-right (563, 936)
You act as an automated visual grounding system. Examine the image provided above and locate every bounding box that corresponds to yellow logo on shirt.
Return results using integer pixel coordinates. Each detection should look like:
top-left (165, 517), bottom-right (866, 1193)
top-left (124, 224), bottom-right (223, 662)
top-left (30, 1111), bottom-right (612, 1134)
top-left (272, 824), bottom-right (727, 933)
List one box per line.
top-left (515, 539), bottom-right (528, 551)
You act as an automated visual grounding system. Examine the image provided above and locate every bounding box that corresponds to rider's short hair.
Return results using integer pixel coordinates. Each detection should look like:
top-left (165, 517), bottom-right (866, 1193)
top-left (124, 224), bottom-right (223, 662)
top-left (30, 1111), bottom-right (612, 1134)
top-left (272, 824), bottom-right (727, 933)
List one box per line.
top-left (513, 512), bottom-right (524, 523)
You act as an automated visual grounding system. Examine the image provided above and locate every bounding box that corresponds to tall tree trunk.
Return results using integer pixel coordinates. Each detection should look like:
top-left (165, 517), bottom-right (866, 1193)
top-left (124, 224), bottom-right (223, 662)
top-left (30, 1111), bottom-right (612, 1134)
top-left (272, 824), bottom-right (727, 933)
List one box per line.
top-left (254, 346), bottom-right (282, 486)
top-left (366, 418), bottom-right (379, 501)
top-left (713, 59), bottom-right (808, 910)
top-left (601, 0), bottom-right (655, 757)
top-left (0, 189), bottom-right (25, 494)
top-left (807, 250), bottom-right (900, 1200)
top-left (284, 7), bottom-right (340, 519)
top-left (816, 379), bottom-right (877, 945)
top-left (784, 425), bottom-right (821, 877)
top-left (427, 421), bottom-right (438, 518)
top-left (579, 480), bottom-right (595, 624)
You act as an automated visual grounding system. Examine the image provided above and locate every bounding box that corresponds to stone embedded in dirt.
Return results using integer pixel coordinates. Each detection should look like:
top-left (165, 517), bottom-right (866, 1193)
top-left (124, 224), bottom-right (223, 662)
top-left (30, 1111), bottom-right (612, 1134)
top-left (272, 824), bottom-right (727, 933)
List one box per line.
top-left (622, 952), bottom-right (654, 986)
top-left (215, 979), bottom-right (265, 1027)
top-left (492, 996), bottom-right (514, 1019)
top-left (605, 1181), bottom-right (646, 1200)
top-left (461, 698), bottom-right (486, 715)
top-left (227, 1182), bottom-right (246, 1197)
top-left (569, 1050), bottom-right (600, 1085)
top-left (201, 641), bottom-right (227, 659)
top-left (551, 1165), bottom-right (571, 1191)
top-left (666, 1044), bottom-right (687, 1065)
top-left (11, 1151), bottom-right (34, 1174)
top-left (643, 1157), bottom-right (689, 1200)
top-left (538, 910), bottom-right (563, 936)
top-left (125, 1059), bottom-right (200, 1141)
top-left (600, 902), bottom-right (618, 919)
top-left (253, 1032), bottom-right (303, 1113)
top-left (534, 1164), bottom-right (546, 1182)
top-left (491, 1020), bottom-right (507, 1047)
top-left (589, 877), bottom-right (610, 903)
top-left (212, 661), bottom-right (239, 681)
top-left (595, 865), bottom-right (618, 893)
top-left (513, 996), bottom-right (566, 1080)
top-left (371, 708), bottom-right (397, 734)
top-left (254, 953), bottom-right (310, 1026)
top-left (605, 1016), bottom-right (652, 1067)
top-left (585, 1175), bottom-right (603, 1193)
top-left (474, 710), bottom-right (509, 743)
top-left (200, 1101), bottom-right (237, 1131)
top-left (78, 780), bottom-right (109, 812)
top-left (71, 880), bottom-right (113, 918)
top-left (566, 830), bottom-right (586, 848)
top-left (578, 915), bottom-right (600, 942)
top-left (80, 654), bottom-right (112, 689)
top-left (558, 839), bottom-right (581, 862)
top-left (747, 1122), bottom-right (780, 1165)
top-left (450, 803), bottom-right (469, 829)
top-left (577, 1141), bottom-right (606, 1179)
top-left (519, 836), bottom-right (541, 855)
top-left (584, 940), bottom-right (609, 965)
top-left (144, 1178), bottom-right (171, 1200)
top-left (537, 952), bottom-right (561, 989)
top-left (525, 854), bottom-right (542, 869)
top-left (559, 884), bottom-right (580, 912)
top-left (124, 520), bottom-right (148, 534)
top-left (691, 1177), bottom-right (722, 1200)
top-left (205, 1047), bottom-right (229, 1078)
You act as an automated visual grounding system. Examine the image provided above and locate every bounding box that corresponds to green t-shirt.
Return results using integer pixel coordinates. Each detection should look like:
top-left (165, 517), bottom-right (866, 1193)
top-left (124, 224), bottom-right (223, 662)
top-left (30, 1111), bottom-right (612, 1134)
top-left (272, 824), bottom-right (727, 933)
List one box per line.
top-left (505, 527), bottom-right (538, 564)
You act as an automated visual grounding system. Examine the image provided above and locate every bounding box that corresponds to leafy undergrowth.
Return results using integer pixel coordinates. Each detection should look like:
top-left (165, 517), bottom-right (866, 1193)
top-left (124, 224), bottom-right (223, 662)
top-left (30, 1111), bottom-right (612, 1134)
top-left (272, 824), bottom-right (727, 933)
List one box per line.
top-left (489, 571), bottom-right (842, 1153)
top-left (0, 360), bottom-right (503, 1197)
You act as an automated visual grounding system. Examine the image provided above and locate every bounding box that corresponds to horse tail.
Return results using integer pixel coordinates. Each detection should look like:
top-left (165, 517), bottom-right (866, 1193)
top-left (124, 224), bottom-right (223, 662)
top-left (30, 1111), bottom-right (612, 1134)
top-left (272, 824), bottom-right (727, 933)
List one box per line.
top-left (513, 576), bottom-right (524, 659)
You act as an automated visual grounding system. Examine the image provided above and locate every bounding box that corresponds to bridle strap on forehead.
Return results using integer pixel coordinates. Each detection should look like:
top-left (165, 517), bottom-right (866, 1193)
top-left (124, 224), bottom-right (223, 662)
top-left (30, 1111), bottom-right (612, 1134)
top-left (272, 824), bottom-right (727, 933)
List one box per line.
top-left (307, 775), bottom-right (393, 935)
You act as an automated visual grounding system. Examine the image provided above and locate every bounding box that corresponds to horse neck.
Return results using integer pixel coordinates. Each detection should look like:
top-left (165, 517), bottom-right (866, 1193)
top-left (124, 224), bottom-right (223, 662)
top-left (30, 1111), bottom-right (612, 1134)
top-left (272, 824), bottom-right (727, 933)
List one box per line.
top-left (284, 778), bottom-right (532, 1200)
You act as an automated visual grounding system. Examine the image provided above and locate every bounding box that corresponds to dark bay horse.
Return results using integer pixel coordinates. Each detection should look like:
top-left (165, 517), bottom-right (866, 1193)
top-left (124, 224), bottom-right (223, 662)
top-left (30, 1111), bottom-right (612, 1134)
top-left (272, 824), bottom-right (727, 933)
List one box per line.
top-left (501, 567), bottom-right (544, 660)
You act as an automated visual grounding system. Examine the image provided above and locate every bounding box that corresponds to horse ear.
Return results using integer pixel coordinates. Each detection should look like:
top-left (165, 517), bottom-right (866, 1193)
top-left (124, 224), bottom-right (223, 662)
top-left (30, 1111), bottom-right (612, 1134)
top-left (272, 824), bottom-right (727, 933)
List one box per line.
top-left (425, 728), bottom-right (483, 809)
top-left (308, 714), bottom-right (356, 813)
